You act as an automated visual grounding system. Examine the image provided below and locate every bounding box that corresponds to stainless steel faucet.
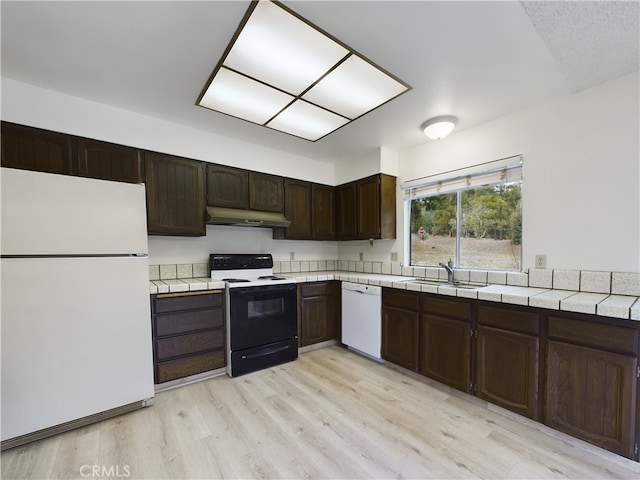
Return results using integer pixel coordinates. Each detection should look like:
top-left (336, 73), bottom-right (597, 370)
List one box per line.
top-left (439, 259), bottom-right (455, 284)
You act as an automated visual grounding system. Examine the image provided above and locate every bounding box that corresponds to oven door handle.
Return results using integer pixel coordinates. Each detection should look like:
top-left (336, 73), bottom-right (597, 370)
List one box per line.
top-left (241, 344), bottom-right (292, 360)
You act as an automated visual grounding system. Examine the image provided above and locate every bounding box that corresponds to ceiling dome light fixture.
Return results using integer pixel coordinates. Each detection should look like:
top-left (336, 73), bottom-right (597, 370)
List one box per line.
top-left (421, 115), bottom-right (457, 140)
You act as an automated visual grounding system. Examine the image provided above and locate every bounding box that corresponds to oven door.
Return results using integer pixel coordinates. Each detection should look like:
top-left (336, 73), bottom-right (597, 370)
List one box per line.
top-left (228, 283), bottom-right (297, 350)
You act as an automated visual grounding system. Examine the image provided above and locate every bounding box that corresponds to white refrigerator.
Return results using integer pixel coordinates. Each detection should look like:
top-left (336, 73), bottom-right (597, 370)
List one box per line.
top-left (1, 167), bottom-right (154, 448)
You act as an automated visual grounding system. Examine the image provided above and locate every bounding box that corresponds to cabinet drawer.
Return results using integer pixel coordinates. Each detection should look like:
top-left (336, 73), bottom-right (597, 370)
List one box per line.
top-left (153, 291), bottom-right (222, 313)
top-left (154, 308), bottom-right (224, 337)
top-left (156, 350), bottom-right (225, 383)
top-left (300, 282), bottom-right (331, 297)
top-left (155, 330), bottom-right (224, 360)
top-left (478, 305), bottom-right (539, 335)
top-left (383, 289), bottom-right (419, 310)
top-left (548, 316), bottom-right (639, 355)
top-left (421, 295), bottom-right (471, 320)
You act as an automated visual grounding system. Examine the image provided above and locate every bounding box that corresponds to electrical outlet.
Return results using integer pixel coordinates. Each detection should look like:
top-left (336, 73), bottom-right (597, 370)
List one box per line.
top-left (390, 252), bottom-right (399, 262)
top-left (359, 252), bottom-right (364, 261)
top-left (289, 252), bottom-right (295, 261)
top-left (535, 254), bottom-right (547, 269)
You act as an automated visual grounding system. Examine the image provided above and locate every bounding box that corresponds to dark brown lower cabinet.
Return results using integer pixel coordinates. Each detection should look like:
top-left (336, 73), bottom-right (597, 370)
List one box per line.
top-left (382, 289), bottom-right (419, 371)
top-left (545, 341), bottom-right (637, 458)
top-left (475, 304), bottom-right (540, 419)
top-left (420, 314), bottom-right (471, 392)
top-left (151, 290), bottom-right (226, 383)
top-left (298, 281), bottom-right (340, 347)
top-left (419, 295), bottom-right (472, 393)
top-left (476, 326), bottom-right (539, 418)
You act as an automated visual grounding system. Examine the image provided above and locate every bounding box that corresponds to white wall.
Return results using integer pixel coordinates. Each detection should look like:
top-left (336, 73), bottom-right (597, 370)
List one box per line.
top-left (398, 72), bottom-right (640, 273)
top-left (148, 226), bottom-right (338, 265)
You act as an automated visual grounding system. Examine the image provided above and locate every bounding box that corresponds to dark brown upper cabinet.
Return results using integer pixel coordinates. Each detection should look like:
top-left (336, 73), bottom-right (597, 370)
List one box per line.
top-left (336, 174), bottom-right (396, 240)
top-left (357, 174), bottom-right (396, 240)
top-left (249, 172), bottom-right (284, 212)
top-left (1, 122), bottom-right (74, 176)
top-left (335, 181), bottom-right (357, 240)
top-left (144, 151), bottom-right (206, 236)
top-left (206, 164), bottom-right (248, 209)
top-left (76, 138), bottom-right (143, 184)
top-left (312, 183), bottom-right (335, 240)
top-left (282, 179), bottom-right (312, 239)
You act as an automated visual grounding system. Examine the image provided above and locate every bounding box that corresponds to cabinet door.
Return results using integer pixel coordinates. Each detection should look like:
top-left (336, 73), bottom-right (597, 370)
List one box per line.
top-left (545, 340), bottom-right (637, 459)
top-left (144, 152), bottom-right (206, 236)
top-left (299, 282), bottom-right (339, 347)
top-left (283, 179), bottom-right (312, 239)
top-left (335, 181), bottom-right (357, 240)
top-left (382, 306), bottom-right (419, 371)
top-left (249, 172), bottom-right (284, 212)
top-left (312, 184), bottom-right (335, 240)
top-left (206, 164), bottom-right (248, 209)
top-left (357, 175), bottom-right (381, 239)
top-left (77, 138), bottom-right (142, 183)
top-left (300, 295), bottom-right (332, 346)
top-left (420, 314), bottom-right (471, 393)
top-left (476, 326), bottom-right (539, 419)
top-left (1, 122), bottom-right (73, 175)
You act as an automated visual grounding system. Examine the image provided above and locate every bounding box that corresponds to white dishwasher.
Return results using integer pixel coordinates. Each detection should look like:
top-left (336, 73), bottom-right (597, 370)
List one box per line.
top-left (341, 282), bottom-right (383, 361)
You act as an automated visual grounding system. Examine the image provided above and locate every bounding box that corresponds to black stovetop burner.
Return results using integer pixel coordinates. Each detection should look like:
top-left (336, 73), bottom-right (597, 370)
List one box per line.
top-left (258, 275), bottom-right (286, 281)
top-left (222, 278), bottom-right (251, 283)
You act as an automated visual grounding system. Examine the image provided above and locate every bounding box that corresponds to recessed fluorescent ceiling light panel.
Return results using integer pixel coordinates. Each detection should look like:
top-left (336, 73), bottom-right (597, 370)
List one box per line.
top-left (197, 0), bottom-right (411, 141)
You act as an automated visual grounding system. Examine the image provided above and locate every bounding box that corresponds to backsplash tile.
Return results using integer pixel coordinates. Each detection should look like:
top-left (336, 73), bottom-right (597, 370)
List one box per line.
top-left (611, 272), bottom-right (640, 296)
top-left (580, 270), bottom-right (611, 293)
top-left (193, 263), bottom-right (208, 277)
top-left (487, 271), bottom-right (507, 285)
top-left (507, 272), bottom-right (528, 287)
top-left (159, 264), bottom-right (177, 280)
top-left (149, 265), bottom-right (160, 281)
top-left (528, 269), bottom-right (552, 288)
top-left (553, 270), bottom-right (580, 291)
top-left (177, 264), bottom-right (193, 279)
top-left (469, 270), bottom-right (488, 284)
top-left (402, 266), bottom-right (414, 277)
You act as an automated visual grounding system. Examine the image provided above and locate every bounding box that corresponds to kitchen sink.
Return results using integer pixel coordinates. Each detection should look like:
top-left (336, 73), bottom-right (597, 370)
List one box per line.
top-left (405, 279), bottom-right (482, 290)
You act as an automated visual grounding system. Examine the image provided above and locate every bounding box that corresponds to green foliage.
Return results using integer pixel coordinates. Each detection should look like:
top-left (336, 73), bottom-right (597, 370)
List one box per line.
top-left (411, 182), bottom-right (521, 243)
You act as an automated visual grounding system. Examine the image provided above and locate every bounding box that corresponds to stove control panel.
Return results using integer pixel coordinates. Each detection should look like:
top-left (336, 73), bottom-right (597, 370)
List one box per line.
top-left (210, 253), bottom-right (273, 271)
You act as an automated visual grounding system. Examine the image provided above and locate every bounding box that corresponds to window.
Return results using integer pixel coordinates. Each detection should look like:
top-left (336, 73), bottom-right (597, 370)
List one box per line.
top-left (405, 156), bottom-right (522, 271)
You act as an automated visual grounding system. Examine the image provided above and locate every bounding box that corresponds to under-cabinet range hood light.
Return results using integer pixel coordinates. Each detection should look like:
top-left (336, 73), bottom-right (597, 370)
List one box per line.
top-left (197, 0), bottom-right (411, 141)
top-left (206, 206), bottom-right (291, 228)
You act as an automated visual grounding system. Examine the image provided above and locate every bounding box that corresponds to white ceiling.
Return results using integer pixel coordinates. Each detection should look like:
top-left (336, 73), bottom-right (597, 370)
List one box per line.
top-left (2, 1), bottom-right (638, 165)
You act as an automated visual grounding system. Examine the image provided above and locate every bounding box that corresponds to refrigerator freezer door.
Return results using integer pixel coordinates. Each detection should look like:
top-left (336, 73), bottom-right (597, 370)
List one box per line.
top-left (1, 167), bottom-right (148, 255)
top-left (1, 256), bottom-right (154, 441)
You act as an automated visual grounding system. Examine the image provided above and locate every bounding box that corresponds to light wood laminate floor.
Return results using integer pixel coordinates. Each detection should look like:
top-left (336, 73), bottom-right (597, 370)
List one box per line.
top-left (2, 345), bottom-right (640, 479)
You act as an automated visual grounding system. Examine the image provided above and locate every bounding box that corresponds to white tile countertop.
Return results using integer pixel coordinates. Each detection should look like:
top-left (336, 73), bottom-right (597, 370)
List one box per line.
top-left (149, 278), bottom-right (226, 294)
top-left (291, 272), bottom-right (640, 321)
top-left (149, 271), bottom-right (640, 321)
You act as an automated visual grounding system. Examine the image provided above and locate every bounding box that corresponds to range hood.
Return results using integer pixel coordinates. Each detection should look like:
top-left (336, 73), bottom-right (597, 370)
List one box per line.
top-left (206, 206), bottom-right (290, 228)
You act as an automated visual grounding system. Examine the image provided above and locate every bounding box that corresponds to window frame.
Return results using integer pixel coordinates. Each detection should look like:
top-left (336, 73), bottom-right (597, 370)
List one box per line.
top-left (403, 156), bottom-right (523, 271)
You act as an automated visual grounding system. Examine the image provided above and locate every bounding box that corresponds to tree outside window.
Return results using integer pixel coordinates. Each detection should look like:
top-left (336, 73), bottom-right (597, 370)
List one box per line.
top-left (410, 182), bottom-right (521, 270)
